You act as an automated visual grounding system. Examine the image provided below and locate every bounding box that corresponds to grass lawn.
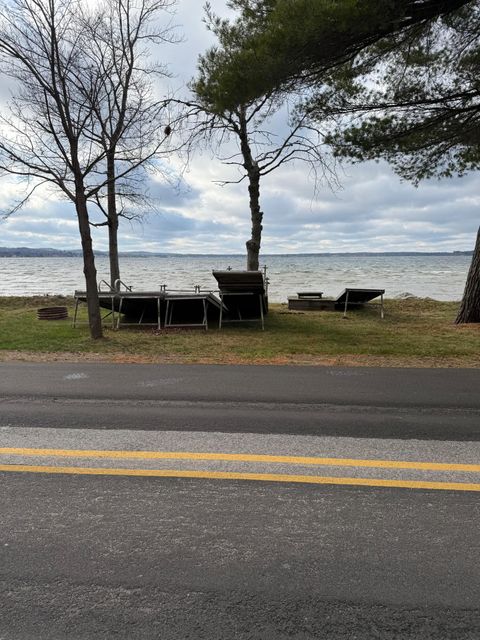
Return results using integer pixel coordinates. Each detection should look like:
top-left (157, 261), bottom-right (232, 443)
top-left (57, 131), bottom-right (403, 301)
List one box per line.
top-left (0, 295), bottom-right (479, 367)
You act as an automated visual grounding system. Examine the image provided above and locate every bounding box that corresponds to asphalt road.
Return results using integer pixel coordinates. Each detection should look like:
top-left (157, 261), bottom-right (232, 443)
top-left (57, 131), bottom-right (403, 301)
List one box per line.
top-left (1, 363), bottom-right (480, 639)
top-left (1, 362), bottom-right (480, 439)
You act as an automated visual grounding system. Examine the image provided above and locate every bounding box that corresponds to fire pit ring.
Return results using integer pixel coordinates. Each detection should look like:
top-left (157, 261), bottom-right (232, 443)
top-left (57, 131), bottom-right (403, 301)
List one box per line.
top-left (37, 306), bottom-right (69, 320)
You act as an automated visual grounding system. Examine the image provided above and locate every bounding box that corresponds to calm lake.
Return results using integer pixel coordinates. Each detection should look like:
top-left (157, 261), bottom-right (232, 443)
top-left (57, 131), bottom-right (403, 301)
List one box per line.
top-left (0, 254), bottom-right (470, 302)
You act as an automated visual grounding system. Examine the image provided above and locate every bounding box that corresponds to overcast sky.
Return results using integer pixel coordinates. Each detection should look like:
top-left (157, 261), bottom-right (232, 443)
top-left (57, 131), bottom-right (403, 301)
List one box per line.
top-left (0, 0), bottom-right (478, 254)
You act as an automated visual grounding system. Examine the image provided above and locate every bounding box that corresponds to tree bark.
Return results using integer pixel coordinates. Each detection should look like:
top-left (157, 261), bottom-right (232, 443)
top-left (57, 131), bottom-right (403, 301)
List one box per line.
top-left (107, 152), bottom-right (120, 288)
top-left (108, 214), bottom-right (120, 288)
top-left (455, 225), bottom-right (480, 323)
top-left (237, 107), bottom-right (263, 271)
top-left (246, 168), bottom-right (262, 271)
top-left (75, 185), bottom-right (103, 339)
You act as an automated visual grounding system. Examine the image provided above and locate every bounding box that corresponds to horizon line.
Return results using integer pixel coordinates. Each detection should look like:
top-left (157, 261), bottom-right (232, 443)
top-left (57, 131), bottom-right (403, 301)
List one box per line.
top-left (0, 247), bottom-right (473, 257)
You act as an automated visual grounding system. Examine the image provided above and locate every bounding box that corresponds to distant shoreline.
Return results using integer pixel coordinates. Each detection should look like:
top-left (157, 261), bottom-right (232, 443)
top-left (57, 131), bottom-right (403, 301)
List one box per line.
top-left (0, 247), bottom-right (474, 258)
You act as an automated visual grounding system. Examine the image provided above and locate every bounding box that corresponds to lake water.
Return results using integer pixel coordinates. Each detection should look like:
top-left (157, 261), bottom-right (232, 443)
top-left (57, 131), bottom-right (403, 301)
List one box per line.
top-left (0, 254), bottom-right (471, 301)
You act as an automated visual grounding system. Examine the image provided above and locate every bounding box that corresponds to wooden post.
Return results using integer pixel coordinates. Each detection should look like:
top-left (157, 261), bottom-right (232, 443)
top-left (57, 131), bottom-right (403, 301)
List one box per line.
top-left (73, 298), bottom-right (80, 328)
top-left (343, 291), bottom-right (349, 318)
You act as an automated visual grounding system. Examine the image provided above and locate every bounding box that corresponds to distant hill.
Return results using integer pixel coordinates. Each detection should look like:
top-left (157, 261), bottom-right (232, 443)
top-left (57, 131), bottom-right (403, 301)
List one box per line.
top-left (0, 247), bottom-right (84, 257)
top-left (0, 246), bottom-right (474, 257)
top-left (0, 247), bottom-right (166, 258)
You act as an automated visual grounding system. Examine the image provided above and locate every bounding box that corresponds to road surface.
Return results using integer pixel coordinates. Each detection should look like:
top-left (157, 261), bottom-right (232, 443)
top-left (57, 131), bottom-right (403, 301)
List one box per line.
top-left (1, 363), bottom-right (479, 639)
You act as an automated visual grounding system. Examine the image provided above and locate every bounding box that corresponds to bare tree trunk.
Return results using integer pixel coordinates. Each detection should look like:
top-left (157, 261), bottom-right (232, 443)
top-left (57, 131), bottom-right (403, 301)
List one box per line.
top-left (455, 225), bottom-right (480, 324)
top-left (246, 168), bottom-right (262, 271)
top-left (107, 153), bottom-right (120, 288)
top-left (108, 216), bottom-right (120, 288)
top-left (76, 186), bottom-right (103, 339)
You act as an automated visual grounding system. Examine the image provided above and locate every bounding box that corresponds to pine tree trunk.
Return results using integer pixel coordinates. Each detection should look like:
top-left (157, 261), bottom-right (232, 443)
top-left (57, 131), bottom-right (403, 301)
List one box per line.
top-left (237, 108), bottom-right (263, 271)
top-left (107, 152), bottom-right (120, 288)
top-left (246, 168), bottom-right (262, 271)
top-left (76, 187), bottom-right (103, 339)
top-left (455, 225), bottom-right (480, 324)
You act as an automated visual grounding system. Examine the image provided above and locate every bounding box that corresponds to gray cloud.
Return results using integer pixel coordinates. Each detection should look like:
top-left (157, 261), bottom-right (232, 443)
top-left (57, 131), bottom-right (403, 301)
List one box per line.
top-left (0, 0), bottom-right (478, 254)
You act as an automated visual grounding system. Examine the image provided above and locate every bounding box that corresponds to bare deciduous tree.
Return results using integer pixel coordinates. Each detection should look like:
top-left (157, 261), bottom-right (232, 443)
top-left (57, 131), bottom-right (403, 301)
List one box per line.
top-left (0, 0), bottom-right (105, 338)
top-left (0, 0), bottom-right (182, 338)
top-left (82, 0), bottom-right (178, 287)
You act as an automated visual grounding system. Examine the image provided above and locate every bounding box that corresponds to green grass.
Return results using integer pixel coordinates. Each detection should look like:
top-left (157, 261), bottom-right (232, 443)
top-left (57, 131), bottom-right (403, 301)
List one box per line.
top-left (0, 295), bottom-right (479, 366)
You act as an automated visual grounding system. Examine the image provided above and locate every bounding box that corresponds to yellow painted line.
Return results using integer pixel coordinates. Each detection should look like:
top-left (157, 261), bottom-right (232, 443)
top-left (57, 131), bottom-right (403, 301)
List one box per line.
top-left (0, 447), bottom-right (479, 473)
top-left (1, 464), bottom-right (480, 491)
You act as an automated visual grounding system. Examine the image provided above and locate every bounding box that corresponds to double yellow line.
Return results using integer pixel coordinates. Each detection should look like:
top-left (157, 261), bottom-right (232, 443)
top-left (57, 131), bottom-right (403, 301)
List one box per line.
top-left (1, 447), bottom-right (479, 491)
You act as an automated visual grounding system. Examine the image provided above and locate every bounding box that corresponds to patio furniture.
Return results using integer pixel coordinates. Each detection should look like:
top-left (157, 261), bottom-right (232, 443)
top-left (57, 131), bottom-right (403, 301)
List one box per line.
top-left (164, 291), bottom-right (224, 330)
top-left (334, 288), bottom-right (385, 318)
top-left (287, 287), bottom-right (385, 316)
top-left (212, 269), bottom-right (268, 330)
top-left (288, 291), bottom-right (326, 310)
